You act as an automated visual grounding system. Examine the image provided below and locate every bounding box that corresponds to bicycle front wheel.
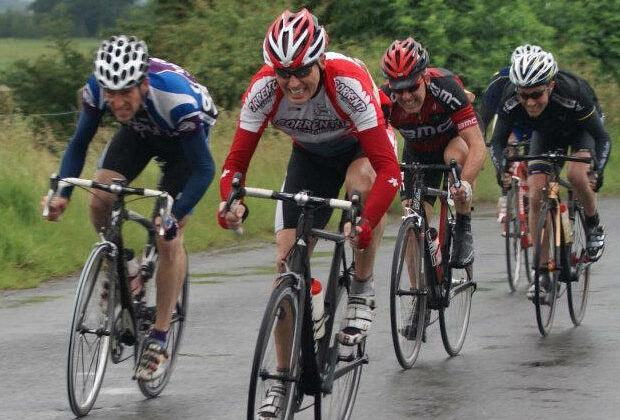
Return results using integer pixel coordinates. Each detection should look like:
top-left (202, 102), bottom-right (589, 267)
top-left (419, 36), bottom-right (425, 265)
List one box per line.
top-left (439, 264), bottom-right (474, 356)
top-left (138, 252), bottom-right (189, 398)
top-left (567, 203), bottom-right (590, 326)
top-left (248, 275), bottom-right (303, 420)
top-left (505, 185), bottom-right (530, 291)
top-left (316, 272), bottom-right (364, 419)
top-left (533, 202), bottom-right (560, 336)
top-left (389, 218), bottom-right (427, 369)
top-left (67, 244), bottom-right (115, 417)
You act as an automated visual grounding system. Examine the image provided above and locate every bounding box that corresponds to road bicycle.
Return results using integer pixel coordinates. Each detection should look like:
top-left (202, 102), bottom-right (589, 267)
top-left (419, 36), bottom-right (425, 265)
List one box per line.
top-left (390, 160), bottom-right (476, 369)
top-left (223, 174), bottom-right (365, 419)
top-left (506, 152), bottom-right (592, 336)
top-left (43, 175), bottom-right (188, 417)
top-left (503, 139), bottom-right (532, 291)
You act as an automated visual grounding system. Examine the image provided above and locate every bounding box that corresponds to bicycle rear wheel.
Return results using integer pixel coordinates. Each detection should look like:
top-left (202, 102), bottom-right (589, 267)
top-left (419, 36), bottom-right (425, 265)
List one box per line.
top-left (389, 218), bottom-right (427, 369)
top-left (567, 203), bottom-right (590, 326)
top-left (138, 252), bottom-right (189, 398)
top-left (505, 185), bottom-right (530, 291)
top-left (316, 272), bottom-right (364, 419)
top-left (533, 203), bottom-right (559, 336)
top-left (248, 275), bottom-right (302, 420)
top-left (439, 264), bottom-right (474, 356)
top-left (67, 244), bottom-right (115, 417)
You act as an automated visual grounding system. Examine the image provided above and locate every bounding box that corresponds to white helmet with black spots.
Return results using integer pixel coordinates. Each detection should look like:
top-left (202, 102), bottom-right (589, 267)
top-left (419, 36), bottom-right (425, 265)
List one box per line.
top-left (510, 44), bottom-right (543, 63)
top-left (262, 8), bottom-right (327, 69)
top-left (509, 50), bottom-right (558, 87)
top-left (94, 35), bottom-right (149, 90)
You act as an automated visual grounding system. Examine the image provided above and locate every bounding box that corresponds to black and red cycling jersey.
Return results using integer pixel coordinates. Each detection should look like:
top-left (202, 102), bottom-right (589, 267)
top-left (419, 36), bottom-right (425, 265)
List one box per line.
top-left (381, 67), bottom-right (479, 160)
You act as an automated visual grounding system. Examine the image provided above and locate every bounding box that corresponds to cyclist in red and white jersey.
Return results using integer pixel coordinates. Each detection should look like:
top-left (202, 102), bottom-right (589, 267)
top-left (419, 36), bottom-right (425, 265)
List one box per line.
top-left (218, 9), bottom-right (400, 417)
top-left (380, 37), bottom-right (486, 268)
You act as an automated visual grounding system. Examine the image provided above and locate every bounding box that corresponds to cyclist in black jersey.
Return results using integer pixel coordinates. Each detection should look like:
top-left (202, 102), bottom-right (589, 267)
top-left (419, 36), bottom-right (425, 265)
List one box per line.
top-left (489, 49), bottom-right (609, 298)
top-left (480, 45), bottom-right (540, 223)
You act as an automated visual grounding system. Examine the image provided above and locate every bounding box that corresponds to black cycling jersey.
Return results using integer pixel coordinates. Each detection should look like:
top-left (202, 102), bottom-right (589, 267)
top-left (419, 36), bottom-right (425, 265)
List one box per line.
top-left (489, 70), bottom-right (610, 175)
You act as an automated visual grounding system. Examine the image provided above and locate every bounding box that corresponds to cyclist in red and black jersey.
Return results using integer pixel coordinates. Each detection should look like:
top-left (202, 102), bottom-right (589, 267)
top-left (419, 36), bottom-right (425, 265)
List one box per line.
top-left (489, 49), bottom-right (608, 297)
top-left (381, 37), bottom-right (486, 268)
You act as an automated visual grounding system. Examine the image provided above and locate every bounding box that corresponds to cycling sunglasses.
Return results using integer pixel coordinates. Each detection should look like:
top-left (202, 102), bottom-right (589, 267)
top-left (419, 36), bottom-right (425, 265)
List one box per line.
top-left (275, 62), bottom-right (316, 79)
top-left (517, 87), bottom-right (549, 101)
top-left (392, 79), bottom-right (423, 95)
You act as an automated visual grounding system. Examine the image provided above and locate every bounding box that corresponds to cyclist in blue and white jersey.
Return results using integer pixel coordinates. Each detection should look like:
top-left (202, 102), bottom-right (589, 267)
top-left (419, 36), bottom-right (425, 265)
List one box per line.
top-left (41, 35), bottom-right (217, 381)
top-left (480, 44), bottom-right (540, 223)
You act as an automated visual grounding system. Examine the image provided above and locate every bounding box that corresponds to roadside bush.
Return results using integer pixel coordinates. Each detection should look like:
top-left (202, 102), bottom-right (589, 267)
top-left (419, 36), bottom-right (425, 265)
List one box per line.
top-left (0, 37), bottom-right (90, 145)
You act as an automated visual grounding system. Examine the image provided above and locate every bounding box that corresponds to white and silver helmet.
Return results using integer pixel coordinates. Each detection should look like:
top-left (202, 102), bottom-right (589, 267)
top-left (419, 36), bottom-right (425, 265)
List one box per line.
top-left (94, 35), bottom-right (149, 90)
top-left (509, 50), bottom-right (558, 87)
top-left (510, 44), bottom-right (543, 63)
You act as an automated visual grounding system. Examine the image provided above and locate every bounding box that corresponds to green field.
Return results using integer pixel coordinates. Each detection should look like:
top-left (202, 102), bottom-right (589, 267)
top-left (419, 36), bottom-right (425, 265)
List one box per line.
top-left (0, 37), bottom-right (98, 71)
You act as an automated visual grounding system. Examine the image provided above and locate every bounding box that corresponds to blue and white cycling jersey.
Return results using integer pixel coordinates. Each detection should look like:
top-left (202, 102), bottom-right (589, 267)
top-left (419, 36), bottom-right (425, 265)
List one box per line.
top-left (58, 57), bottom-right (217, 220)
top-left (83, 57), bottom-right (217, 136)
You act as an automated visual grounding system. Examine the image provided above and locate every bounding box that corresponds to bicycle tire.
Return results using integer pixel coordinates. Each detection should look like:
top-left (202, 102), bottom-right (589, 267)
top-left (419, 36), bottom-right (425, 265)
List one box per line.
top-left (67, 244), bottom-right (115, 417)
top-left (389, 217), bottom-right (427, 369)
top-left (505, 184), bottom-right (531, 291)
top-left (567, 203), bottom-right (590, 326)
top-left (316, 272), bottom-right (364, 419)
top-left (439, 263), bottom-right (474, 356)
top-left (138, 251), bottom-right (189, 398)
top-left (533, 202), bottom-right (559, 336)
top-left (248, 275), bottom-right (303, 420)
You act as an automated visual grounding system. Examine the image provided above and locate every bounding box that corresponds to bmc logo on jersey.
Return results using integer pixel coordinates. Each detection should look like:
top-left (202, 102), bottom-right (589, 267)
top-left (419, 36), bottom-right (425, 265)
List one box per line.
top-left (429, 82), bottom-right (462, 110)
top-left (399, 119), bottom-right (454, 139)
top-left (248, 79), bottom-right (278, 113)
top-left (334, 80), bottom-right (368, 113)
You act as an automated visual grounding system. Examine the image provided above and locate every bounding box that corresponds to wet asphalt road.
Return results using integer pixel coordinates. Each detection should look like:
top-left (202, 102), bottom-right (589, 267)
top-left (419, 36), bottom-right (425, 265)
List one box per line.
top-left (1, 198), bottom-right (619, 420)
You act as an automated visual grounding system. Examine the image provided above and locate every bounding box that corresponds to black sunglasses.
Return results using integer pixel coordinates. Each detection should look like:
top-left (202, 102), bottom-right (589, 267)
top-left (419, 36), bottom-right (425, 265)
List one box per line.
top-left (275, 63), bottom-right (316, 79)
top-left (392, 80), bottom-right (423, 95)
top-left (517, 87), bottom-right (549, 101)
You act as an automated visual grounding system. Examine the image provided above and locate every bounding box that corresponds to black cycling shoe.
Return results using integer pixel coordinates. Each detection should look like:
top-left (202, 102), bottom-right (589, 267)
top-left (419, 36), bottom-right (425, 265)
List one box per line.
top-left (450, 215), bottom-right (474, 268)
top-left (586, 225), bottom-right (605, 262)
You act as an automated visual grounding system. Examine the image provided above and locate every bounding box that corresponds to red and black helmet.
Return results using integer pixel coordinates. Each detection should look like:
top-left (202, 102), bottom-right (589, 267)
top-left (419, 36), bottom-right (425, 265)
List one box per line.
top-left (263, 8), bottom-right (328, 69)
top-left (381, 37), bottom-right (429, 89)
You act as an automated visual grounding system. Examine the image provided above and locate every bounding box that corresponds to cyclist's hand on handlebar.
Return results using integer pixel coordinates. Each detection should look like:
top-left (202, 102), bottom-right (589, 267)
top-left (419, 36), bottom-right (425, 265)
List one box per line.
top-left (344, 218), bottom-right (372, 250)
top-left (450, 179), bottom-right (472, 204)
top-left (163, 215), bottom-right (179, 241)
top-left (496, 170), bottom-right (512, 189)
top-left (589, 170), bottom-right (603, 192)
top-left (217, 201), bottom-right (246, 230)
top-left (41, 195), bottom-right (68, 221)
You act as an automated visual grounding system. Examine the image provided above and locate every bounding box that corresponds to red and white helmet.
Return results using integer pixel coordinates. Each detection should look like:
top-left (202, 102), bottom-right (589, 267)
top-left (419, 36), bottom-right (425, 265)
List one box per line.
top-left (263, 8), bottom-right (327, 69)
top-left (381, 37), bottom-right (429, 89)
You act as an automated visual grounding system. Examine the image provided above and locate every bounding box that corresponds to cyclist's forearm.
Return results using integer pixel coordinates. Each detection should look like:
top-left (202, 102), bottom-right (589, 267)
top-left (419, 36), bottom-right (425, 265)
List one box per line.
top-left (58, 110), bottom-right (101, 198)
top-left (488, 116), bottom-right (511, 173)
top-left (460, 126), bottom-right (486, 183)
top-left (174, 128), bottom-right (216, 220)
top-left (583, 115), bottom-right (611, 173)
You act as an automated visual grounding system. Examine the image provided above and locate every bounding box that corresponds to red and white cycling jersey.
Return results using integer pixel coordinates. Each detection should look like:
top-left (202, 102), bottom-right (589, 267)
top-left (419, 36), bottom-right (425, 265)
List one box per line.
top-left (220, 52), bottom-right (400, 228)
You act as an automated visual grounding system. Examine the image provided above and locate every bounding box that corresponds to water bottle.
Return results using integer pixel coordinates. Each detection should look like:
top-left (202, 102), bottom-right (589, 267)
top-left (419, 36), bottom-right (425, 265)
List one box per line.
top-left (311, 278), bottom-right (325, 340)
top-left (427, 227), bottom-right (442, 267)
top-left (560, 204), bottom-right (572, 244)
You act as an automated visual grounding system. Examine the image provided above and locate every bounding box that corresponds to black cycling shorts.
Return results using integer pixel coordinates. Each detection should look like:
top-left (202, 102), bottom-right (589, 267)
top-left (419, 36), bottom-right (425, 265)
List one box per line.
top-left (98, 125), bottom-right (192, 201)
top-left (528, 129), bottom-right (595, 175)
top-left (275, 143), bottom-right (365, 231)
